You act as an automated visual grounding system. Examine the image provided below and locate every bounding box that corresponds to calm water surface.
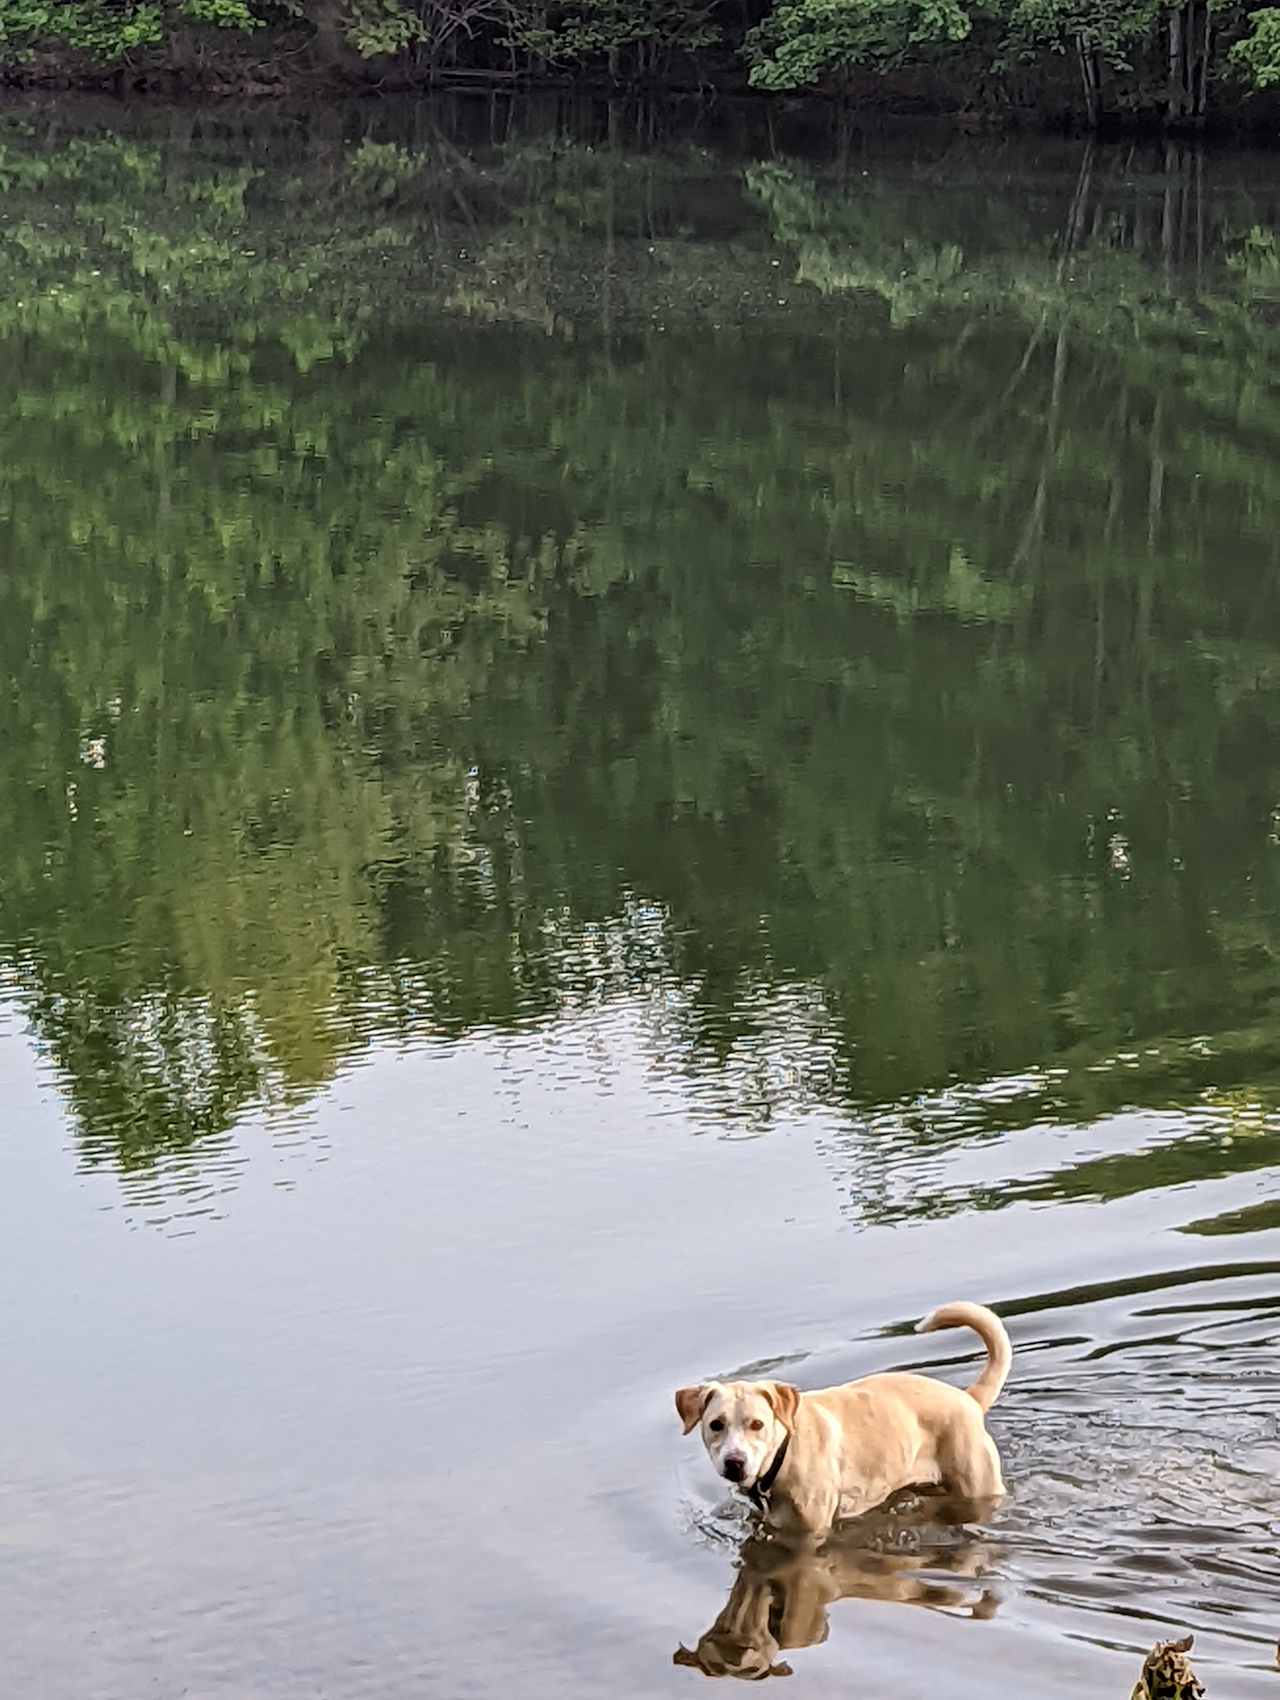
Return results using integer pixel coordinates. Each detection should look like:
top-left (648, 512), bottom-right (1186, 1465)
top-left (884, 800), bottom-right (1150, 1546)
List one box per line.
top-left (2, 97), bottom-right (1279, 1697)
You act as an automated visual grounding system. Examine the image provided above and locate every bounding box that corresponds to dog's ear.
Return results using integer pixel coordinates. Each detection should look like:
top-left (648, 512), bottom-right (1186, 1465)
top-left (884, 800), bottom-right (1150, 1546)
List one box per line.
top-left (675, 1384), bottom-right (713, 1434)
top-left (762, 1382), bottom-right (800, 1432)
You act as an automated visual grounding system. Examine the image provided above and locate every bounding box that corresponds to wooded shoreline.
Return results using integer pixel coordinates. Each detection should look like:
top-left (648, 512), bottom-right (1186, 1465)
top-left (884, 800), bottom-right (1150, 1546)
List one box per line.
top-left (5, 3), bottom-right (1280, 133)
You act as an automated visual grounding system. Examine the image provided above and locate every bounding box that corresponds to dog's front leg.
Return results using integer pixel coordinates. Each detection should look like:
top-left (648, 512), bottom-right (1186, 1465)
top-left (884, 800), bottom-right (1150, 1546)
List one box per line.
top-left (767, 1485), bottom-right (840, 1544)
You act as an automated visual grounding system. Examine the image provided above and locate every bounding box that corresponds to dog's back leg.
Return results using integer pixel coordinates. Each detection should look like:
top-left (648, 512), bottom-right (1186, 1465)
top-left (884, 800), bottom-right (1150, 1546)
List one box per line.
top-left (938, 1428), bottom-right (1005, 1503)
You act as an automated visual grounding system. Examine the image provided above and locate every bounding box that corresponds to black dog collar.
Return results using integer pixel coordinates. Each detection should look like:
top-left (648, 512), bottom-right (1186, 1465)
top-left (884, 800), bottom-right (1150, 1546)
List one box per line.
top-left (745, 1434), bottom-right (790, 1511)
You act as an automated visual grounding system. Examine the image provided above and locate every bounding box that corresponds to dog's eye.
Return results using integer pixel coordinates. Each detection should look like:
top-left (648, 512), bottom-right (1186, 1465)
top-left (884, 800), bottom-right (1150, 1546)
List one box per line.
top-left (708, 1418), bottom-right (724, 1433)
top-left (749, 1419), bottom-right (765, 1432)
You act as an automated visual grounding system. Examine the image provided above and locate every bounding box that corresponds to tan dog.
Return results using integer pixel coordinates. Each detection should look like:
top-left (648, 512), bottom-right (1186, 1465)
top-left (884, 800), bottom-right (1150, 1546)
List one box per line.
top-left (674, 1526), bottom-right (998, 1679)
top-left (675, 1302), bottom-right (1010, 1540)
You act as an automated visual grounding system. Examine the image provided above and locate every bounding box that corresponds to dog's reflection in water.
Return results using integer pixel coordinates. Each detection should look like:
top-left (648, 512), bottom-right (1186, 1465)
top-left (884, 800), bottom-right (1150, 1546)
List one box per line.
top-left (674, 1502), bottom-right (999, 1681)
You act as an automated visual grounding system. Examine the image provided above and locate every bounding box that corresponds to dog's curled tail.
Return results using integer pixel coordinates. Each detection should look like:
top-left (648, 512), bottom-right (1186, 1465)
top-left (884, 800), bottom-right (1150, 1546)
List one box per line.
top-left (914, 1301), bottom-right (1011, 1413)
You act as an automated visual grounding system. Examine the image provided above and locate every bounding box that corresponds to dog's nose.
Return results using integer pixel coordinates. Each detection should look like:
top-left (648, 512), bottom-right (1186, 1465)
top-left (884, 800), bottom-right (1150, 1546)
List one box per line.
top-left (722, 1456), bottom-right (746, 1483)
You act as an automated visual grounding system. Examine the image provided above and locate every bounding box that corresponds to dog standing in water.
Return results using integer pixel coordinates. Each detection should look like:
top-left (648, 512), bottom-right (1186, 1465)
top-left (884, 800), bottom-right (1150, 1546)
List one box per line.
top-left (676, 1302), bottom-right (1010, 1540)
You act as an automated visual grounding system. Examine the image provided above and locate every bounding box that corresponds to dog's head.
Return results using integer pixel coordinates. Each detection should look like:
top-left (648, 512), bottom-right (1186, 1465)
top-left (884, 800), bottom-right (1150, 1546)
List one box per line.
top-left (674, 1379), bottom-right (798, 1492)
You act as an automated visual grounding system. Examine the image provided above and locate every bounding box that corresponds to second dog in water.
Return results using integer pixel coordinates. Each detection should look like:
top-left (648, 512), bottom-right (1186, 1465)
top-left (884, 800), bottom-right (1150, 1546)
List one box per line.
top-left (675, 1301), bottom-right (1010, 1540)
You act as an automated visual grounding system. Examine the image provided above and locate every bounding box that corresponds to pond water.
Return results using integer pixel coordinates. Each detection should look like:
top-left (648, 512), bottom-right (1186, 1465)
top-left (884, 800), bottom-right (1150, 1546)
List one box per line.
top-left (2, 95), bottom-right (1280, 1698)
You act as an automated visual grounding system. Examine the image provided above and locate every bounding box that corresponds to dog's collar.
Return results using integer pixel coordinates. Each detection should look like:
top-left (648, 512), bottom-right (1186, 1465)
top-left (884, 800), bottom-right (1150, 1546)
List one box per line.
top-left (745, 1433), bottom-right (789, 1511)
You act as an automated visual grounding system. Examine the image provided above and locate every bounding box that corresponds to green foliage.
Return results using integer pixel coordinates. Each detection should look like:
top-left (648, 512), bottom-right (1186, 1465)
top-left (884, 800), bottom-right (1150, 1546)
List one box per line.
top-left (510, 0), bottom-right (718, 71)
top-left (0, 0), bottom-right (160, 60)
top-left (340, 0), bottom-right (423, 55)
top-left (1230, 5), bottom-right (1280, 87)
top-left (183, 0), bottom-right (266, 25)
top-left (0, 0), bottom-right (266, 62)
top-left (1003, 0), bottom-right (1158, 65)
top-left (746, 0), bottom-right (970, 89)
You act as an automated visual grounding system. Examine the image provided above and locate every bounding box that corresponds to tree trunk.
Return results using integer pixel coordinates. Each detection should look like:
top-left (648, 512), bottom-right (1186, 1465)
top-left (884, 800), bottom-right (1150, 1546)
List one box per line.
top-left (1169, 4), bottom-right (1187, 121)
top-left (304, 0), bottom-right (363, 74)
top-left (1168, 2), bottom-right (1211, 126)
top-left (1196, 4), bottom-right (1212, 120)
top-left (1075, 34), bottom-right (1102, 129)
